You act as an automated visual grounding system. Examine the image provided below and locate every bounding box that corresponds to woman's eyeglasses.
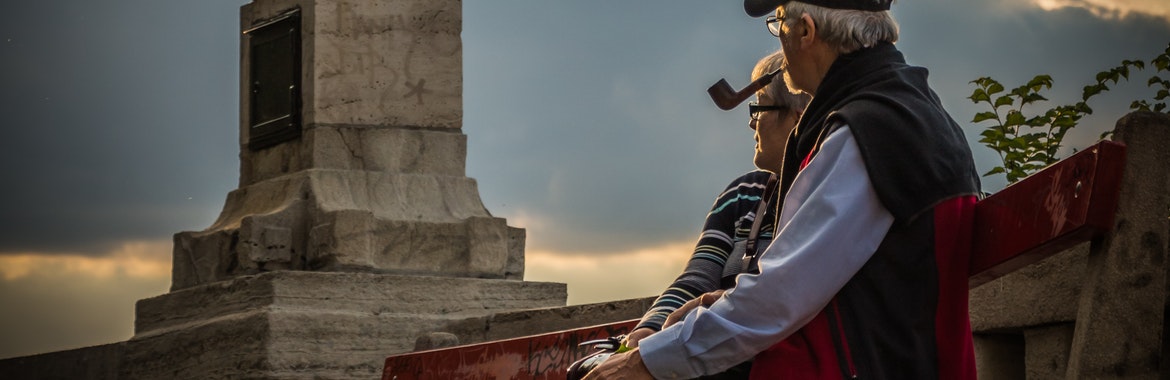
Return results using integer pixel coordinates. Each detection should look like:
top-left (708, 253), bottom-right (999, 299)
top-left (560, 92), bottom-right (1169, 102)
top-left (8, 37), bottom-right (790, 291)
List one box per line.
top-left (749, 102), bottom-right (785, 121)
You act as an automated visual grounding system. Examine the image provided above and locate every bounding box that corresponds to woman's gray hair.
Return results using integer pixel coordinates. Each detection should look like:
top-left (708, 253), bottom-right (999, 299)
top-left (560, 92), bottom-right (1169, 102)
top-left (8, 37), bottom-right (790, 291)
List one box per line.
top-left (752, 50), bottom-right (809, 112)
top-left (782, 1), bottom-right (899, 54)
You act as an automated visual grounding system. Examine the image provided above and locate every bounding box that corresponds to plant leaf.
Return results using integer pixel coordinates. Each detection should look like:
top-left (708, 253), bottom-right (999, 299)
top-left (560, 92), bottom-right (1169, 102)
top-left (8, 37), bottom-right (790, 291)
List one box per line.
top-left (1082, 84), bottom-right (1105, 101)
top-left (994, 95), bottom-right (1014, 107)
top-left (1028, 75), bottom-right (1054, 89)
top-left (988, 82), bottom-right (1005, 95)
top-left (1005, 111), bottom-right (1026, 127)
top-left (1023, 93), bottom-right (1048, 104)
top-left (972, 111), bottom-right (998, 123)
top-left (969, 88), bottom-right (989, 103)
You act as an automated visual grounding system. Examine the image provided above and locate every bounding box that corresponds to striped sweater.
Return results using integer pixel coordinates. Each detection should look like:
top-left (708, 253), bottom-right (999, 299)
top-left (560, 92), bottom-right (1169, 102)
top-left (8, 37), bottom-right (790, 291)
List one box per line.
top-left (636, 170), bottom-right (778, 332)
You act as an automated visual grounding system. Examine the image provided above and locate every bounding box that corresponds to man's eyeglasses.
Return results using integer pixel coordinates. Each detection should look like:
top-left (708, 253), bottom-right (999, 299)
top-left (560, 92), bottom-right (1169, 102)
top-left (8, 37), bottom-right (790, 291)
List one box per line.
top-left (765, 15), bottom-right (785, 37)
top-left (749, 102), bottom-right (785, 122)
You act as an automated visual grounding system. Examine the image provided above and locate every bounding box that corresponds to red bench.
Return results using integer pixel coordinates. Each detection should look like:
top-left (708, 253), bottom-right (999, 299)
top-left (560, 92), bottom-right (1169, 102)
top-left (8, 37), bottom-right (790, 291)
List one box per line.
top-left (383, 140), bottom-right (1126, 380)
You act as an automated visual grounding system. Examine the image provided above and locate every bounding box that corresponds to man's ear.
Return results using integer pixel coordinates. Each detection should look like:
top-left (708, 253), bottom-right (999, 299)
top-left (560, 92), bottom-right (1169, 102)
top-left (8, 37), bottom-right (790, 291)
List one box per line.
top-left (798, 13), bottom-right (817, 48)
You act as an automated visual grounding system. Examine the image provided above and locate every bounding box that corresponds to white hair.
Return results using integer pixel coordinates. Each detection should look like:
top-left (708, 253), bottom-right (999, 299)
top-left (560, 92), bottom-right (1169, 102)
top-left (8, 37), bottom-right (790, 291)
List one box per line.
top-left (782, 1), bottom-right (900, 54)
top-left (752, 50), bottom-right (809, 111)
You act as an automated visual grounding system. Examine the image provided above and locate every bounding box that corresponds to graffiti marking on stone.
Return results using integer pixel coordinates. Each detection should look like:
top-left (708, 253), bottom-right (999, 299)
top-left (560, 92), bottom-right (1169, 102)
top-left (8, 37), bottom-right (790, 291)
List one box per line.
top-left (404, 78), bottom-right (430, 105)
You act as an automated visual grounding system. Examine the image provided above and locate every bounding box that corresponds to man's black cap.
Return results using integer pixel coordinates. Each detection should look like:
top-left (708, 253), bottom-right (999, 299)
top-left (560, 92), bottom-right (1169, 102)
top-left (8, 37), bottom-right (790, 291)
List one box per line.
top-left (744, 0), bottom-right (891, 17)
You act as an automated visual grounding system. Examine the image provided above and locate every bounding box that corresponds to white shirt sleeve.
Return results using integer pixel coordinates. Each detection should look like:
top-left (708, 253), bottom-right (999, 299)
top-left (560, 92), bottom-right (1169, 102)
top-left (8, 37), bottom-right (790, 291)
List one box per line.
top-left (637, 126), bottom-right (895, 379)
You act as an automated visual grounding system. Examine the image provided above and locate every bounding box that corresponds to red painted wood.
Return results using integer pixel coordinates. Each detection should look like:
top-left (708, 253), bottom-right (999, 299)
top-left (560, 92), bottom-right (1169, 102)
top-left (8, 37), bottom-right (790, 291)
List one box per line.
top-left (969, 141), bottom-right (1126, 287)
top-left (382, 319), bottom-right (638, 380)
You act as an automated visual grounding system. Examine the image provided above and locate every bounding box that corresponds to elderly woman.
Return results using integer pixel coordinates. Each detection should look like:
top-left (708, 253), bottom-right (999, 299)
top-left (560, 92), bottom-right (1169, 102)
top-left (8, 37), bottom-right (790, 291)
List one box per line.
top-left (626, 50), bottom-right (809, 356)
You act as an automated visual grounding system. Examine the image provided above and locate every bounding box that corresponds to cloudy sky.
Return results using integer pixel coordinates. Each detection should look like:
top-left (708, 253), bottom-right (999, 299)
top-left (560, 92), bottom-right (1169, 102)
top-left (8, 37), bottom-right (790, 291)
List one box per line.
top-left (1, 0), bottom-right (1167, 359)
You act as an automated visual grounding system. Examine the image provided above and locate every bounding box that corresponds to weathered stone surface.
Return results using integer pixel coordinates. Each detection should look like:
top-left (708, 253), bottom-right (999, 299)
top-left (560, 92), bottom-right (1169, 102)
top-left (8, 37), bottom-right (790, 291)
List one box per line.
top-left (1065, 111), bottom-right (1170, 379)
top-left (969, 244), bottom-right (1087, 332)
top-left (306, 126), bottom-right (466, 176)
top-left (1024, 323), bottom-right (1074, 380)
top-left (506, 226), bottom-right (526, 280)
top-left (414, 332), bottom-right (460, 351)
top-left (240, 0), bottom-right (460, 131)
top-left (170, 0), bottom-right (503, 290)
top-left (241, 126), bottom-right (467, 187)
top-left (969, 112), bottom-right (1170, 380)
top-left (443, 297), bottom-right (656, 346)
top-left (173, 168), bottom-right (515, 289)
top-left (141, 271), bottom-right (567, 335)
top-left (124, 271), bottom-right (567, 379)
top-left (974, 334), bottom-right (1024, 380)
top-left (0, 343), bottom-right (124, 380)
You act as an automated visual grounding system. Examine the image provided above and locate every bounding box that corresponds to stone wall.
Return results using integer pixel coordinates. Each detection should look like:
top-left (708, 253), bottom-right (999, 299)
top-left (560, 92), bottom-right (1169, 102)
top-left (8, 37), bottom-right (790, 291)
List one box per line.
top-left (970, 111), bottom-right (1170, 379)
top-left (0, 291), bottom-right (652, 380)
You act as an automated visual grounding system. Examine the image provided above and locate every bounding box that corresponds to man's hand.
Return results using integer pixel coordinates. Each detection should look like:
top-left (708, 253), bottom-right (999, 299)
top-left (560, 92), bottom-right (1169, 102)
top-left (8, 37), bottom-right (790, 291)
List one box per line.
top-left (580, 349), bottom-right (655, 380)
top-left (663, 289), bottom-right (725, 328)
top-left (624, 327), bottom-right (655, 349)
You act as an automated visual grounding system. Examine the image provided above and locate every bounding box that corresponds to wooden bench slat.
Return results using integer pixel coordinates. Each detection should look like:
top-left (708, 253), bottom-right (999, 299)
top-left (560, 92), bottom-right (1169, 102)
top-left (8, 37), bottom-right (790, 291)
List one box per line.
top-left (383, 320), bottom-right (638, 380)
top-left (969, 141), bottom-right (1126, 287)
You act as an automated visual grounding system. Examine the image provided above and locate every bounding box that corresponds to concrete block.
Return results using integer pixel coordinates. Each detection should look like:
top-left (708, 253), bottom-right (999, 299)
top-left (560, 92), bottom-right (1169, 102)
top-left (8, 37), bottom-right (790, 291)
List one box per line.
top-left (126, 272), bottom-right (567, 379)
top-left (238, 206), bottom-right (306, 272)
top-left (306, 170), bottom-right (490, 223)
top-left (121, 309), bottom-right (271, 380)
top-left (0, 343), bottom-right (124, 380)
top-left (414, 332), bottom-right (460, 351)
top-left (506, 226), bottom-right (526, 280)
top-left (1024, 323), bottom-right (1074, 380)
top-left (1066, 111), bottom-right (1170, 379)
top-left (306, 125), bottom-right (467, 175)
top-left (175, 168), bottom-right (518, 288)
top-left (444, 297), bottom-right (655, 347)
top-left (172, 229), bottom-right (236, 291)
top-left (308, 209), bottom-right (376, 270)
top-left (241, 125), bottom-right (469, 186)
top-left (969, 244), bottom-right (1087, 332)
top-left (975, 333), bottom-right (1025, 380)
top-left (466, 216), bottom-right (509, 277)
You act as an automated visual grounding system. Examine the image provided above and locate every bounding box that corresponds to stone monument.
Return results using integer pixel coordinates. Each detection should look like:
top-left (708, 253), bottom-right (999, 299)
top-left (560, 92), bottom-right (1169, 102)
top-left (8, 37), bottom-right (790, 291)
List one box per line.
top-left (172, 0), bottom-right (524, 289)
top-left (0, 1), bottom-right (655, 378)
top-left (121, 0), bottom-right (568, 378)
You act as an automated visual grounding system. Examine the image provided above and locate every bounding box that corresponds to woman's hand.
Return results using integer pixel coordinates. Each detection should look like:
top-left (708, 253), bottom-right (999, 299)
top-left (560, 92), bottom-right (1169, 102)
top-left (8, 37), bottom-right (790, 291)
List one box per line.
top-left (663, 289), bottom-right (725, 328)
top-left (624, 327), bottom-right (655, 349)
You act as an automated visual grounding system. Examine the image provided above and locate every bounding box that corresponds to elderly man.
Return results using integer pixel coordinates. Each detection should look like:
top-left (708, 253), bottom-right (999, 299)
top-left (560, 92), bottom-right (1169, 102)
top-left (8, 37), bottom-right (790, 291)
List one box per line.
top-left (582, 0), bottom-right (981, 379)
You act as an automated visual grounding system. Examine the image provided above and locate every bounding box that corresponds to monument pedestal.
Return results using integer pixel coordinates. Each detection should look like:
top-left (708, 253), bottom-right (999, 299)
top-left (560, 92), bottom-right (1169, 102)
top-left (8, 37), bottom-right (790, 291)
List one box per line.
top-left (0, 1), bottom-right (572, 378)
top-left (121, 271), bottom-right (566, 379)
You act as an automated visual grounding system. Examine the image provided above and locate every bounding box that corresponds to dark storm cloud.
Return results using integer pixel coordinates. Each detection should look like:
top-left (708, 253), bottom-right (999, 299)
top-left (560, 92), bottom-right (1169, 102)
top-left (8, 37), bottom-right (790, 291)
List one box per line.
top-left (0, 0), bottom-right (244, 253)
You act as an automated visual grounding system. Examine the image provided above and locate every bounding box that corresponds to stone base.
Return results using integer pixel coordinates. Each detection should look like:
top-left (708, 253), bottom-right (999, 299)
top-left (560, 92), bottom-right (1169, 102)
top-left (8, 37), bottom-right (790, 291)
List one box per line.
top-left (121, 271), bottom-right (566, 379)
top-left (172, 163), bottom-right (526, 290)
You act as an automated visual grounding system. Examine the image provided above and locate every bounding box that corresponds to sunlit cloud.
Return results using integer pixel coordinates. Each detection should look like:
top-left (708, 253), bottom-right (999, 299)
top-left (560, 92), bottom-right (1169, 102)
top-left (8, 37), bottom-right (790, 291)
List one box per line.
top-left (0, 239), bottom-right (171, 281)
top-left (524, 240), bottom-right (695, 305)
top-left (1030, 0), bottom-right (1170, 21)
top-left (0, 239), bottom-right (172, 359)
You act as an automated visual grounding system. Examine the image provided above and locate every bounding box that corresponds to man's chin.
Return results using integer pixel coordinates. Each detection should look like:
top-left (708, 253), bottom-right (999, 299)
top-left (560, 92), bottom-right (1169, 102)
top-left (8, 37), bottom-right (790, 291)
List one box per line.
top-left (783, 73), bottom-right (810, 95)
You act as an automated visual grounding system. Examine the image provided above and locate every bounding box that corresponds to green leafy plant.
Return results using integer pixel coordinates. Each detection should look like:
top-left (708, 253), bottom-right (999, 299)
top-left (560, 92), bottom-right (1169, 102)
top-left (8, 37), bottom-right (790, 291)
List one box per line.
top-left (1129, 44), bottom-right (1170, 113)
top-left (969, 42), bottom-right (1169, 183)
